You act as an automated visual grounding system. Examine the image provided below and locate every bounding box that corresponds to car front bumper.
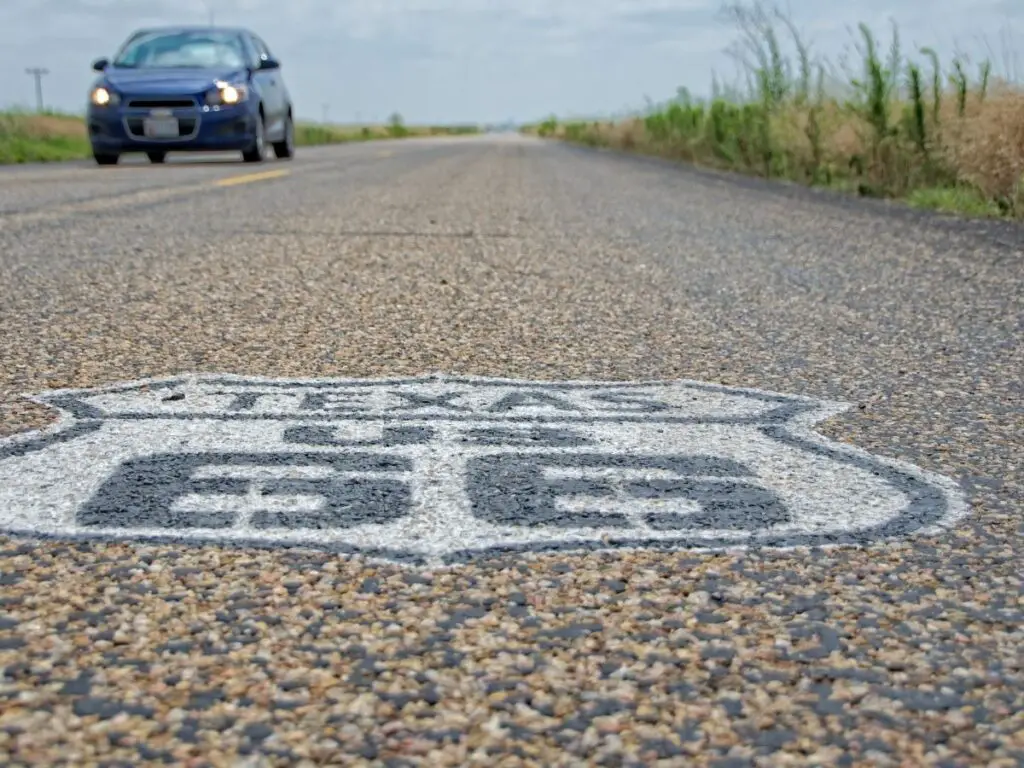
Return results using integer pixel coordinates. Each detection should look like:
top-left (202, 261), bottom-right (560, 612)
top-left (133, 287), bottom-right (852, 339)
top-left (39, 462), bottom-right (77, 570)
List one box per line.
top-left (87, 102), bottom-right (259, 153)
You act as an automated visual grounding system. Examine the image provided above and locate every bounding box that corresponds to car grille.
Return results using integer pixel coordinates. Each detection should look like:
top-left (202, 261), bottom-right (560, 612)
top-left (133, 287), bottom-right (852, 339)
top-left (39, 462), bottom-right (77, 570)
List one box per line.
top-left (125, 97), bottom-right (198, 109)
top-left (124, 116), bottom-right (199, 139)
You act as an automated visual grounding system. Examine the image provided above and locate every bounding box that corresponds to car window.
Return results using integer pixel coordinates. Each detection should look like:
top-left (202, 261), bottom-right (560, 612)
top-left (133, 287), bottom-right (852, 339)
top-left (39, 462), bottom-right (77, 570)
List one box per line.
top-left (113, 31), bottom-right (247, 69)
top-left (238, 34), bottom-right (260, 68)
top-left (251, 35), bottom-right (274, 62)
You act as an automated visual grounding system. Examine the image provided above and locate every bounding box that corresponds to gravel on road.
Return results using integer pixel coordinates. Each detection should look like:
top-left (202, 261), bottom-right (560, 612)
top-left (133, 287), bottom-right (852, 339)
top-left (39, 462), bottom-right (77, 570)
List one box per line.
top-left (0, 135), bottom-right (1021, 767)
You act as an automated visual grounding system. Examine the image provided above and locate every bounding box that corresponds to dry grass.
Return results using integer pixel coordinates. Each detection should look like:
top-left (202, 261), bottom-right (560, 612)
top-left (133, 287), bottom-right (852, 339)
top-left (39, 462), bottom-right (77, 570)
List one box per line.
top-left (11, 113), bottom-right (89, 139)
top-left (0, 112), bottom-right (91, 163)
top-left (571, 86), bottom-right (1024, 206)
top-left (940, 85), bottom-right (1024, 204)
top-left (524, 5), bottom-right (1024, 219)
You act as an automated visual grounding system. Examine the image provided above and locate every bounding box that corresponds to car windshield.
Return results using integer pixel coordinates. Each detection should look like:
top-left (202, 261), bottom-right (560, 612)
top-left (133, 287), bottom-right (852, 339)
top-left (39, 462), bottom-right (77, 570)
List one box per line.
top-left (112, 30), bottom-right (247, 69)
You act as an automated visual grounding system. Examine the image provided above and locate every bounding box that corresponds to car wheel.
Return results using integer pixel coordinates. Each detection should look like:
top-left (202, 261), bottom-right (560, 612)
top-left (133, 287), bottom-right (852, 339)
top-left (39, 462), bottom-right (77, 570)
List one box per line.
top-left (147, 151), bottom-right (166, 164)
top-left (272, 115), bottom-right (295, 160)
top-left (93, 151), bottom-right (119, 166)
top-left (242, 113), bottom-right (266, 163)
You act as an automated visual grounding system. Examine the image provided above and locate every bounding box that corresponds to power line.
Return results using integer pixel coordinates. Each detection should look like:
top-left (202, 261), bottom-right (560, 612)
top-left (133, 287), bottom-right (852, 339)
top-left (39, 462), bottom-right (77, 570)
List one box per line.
top-left (25, 67), bottom-right (49, 112)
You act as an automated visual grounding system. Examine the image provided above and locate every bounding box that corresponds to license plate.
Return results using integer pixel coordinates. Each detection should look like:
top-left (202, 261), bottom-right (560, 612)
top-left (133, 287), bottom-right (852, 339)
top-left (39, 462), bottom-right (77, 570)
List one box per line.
top-left (143, 117), bottom-right (179, 138)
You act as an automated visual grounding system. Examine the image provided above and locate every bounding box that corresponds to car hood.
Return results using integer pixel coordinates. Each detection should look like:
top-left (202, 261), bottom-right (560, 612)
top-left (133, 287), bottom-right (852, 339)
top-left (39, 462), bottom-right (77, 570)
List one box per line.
top-left (101, 67), bottom-right (247, 95)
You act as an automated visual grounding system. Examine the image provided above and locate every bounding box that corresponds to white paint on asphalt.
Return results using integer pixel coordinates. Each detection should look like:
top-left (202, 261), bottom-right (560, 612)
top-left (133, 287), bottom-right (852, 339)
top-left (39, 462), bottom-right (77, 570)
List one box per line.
top-left (0, 373), bottom-right (969, 566)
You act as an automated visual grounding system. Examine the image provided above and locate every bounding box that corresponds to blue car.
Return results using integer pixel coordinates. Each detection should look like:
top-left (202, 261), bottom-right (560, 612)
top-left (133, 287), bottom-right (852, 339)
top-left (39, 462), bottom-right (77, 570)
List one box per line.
top-left (86, 26), bottom-right (294, 165)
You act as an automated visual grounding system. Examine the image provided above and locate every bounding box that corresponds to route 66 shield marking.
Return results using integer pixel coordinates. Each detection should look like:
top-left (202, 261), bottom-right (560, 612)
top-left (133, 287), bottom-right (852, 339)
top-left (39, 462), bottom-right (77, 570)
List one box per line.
top-left (0, 373), bottom-right (968, 566)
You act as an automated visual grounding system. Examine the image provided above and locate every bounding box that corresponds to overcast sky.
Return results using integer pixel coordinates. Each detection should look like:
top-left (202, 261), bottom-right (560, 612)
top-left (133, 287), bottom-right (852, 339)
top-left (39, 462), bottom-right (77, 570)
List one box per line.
top-left (0, 0), bottom-right (1020, 125)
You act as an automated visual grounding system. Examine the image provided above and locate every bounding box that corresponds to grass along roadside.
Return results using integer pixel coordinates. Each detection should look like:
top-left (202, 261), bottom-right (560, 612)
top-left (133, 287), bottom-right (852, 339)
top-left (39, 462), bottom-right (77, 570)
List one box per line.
top-left (521, 3), bottom-right (1024, 220)
top-left (0, 110), bottom-right (479, 164)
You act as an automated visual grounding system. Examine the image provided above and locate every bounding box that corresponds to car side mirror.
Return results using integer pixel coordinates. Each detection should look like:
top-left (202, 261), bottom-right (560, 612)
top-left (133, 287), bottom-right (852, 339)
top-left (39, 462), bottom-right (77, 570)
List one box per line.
top-left (259, 57), bottom-right (280, 70)
top-left (92, 57), bottom-right (109, 72)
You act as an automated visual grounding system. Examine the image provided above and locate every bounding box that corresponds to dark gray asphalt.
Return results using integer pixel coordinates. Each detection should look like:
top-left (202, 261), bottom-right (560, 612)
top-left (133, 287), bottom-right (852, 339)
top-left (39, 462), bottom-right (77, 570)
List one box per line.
top-left (0, 134), bottom-right (1020, 766)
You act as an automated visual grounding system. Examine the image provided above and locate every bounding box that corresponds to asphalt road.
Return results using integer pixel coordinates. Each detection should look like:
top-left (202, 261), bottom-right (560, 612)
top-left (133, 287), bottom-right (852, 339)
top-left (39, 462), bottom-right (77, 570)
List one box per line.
top-left (0, 134), bottom-right (1021, 767)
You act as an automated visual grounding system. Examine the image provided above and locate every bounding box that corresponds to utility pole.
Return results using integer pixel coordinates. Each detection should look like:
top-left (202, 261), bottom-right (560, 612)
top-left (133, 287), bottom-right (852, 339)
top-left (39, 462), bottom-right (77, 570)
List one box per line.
top-left (25, 67), bottom-right (49, 112)
top-left (199, 0), bottom-right (214, 24)
top-left (322, 103), bottom-right (328, 124)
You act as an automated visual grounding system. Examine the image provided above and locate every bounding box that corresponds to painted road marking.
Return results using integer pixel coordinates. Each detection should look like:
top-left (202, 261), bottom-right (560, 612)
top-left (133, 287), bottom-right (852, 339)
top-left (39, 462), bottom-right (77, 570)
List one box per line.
top-left (0, 170), bottom-right (107, 185)
top-left (377, 150), bottom-right (394, 157)
top-left (0, 169), bottom-right (291, 232)
top-left (0, 182), bottom-right (212, 229)
top-left (0, 374), bottom-right (968, 566)
top-left (213, 169), bottom-right (290, 187)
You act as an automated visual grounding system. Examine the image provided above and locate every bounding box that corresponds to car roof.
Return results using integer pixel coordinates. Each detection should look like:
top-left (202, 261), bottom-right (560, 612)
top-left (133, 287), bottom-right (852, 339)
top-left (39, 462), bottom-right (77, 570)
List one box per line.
top-left (127, 25), bottom-right (254, 38)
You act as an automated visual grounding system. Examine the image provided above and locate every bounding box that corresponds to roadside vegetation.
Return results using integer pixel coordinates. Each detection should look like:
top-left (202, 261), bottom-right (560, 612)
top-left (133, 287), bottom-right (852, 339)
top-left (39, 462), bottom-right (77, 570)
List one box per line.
top-left (522, 2), bottom-right (1024, 219)
top-left (0, 109), bottom-right (479, 164)
top-left (295, 112), bottom-right (479, 146)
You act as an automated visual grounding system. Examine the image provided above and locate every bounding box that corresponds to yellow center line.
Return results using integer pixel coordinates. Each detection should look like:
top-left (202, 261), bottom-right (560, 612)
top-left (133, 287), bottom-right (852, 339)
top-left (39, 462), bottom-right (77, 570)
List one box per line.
top-left (0, 182), bottom-right (212, 229)
top-left (213, 169), bottom-right (291, 187)
top-left (0, 169), bottom-right (291, 232)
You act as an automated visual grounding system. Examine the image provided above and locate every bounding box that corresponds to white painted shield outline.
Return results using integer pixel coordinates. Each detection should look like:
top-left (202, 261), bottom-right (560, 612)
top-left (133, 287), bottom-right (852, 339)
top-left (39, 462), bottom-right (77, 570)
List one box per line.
top-left (0, 373), bottom-right (970, 566)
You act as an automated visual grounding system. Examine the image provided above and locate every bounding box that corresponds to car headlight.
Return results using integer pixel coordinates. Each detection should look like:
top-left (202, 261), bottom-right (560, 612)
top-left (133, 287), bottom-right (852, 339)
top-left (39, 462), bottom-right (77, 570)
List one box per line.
top-left (206, 81), bottom-right (249, 106)
top-left (90, 86), bottom-right (119, 107)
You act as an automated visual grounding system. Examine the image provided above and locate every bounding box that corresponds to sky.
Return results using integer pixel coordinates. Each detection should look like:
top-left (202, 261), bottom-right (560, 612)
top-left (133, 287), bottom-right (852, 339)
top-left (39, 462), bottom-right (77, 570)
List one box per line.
top-left (0, 0), bottom-right (1020, 125)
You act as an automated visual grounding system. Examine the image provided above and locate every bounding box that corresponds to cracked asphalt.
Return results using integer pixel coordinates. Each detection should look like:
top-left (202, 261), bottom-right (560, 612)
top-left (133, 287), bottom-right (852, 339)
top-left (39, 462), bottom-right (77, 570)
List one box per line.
top-left (0, 134), bottom-right (1021, 767)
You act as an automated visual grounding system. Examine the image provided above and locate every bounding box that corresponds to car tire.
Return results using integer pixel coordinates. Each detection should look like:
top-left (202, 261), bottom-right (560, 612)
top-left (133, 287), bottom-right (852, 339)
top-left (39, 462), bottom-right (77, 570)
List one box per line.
top-left (272, 115), bottom-right (295, 160)
top-left (147, 151), bottom-right (166, 164)
top-left (93, 151), bottom-right (119, 166)
top-left (242, 112), bottom-right (266, 163)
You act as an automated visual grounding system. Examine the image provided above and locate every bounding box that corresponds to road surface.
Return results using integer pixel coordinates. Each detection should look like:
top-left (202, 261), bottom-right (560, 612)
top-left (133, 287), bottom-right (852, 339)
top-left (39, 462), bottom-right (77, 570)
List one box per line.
top-left (0, 135), bottom-right (1021, 766)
